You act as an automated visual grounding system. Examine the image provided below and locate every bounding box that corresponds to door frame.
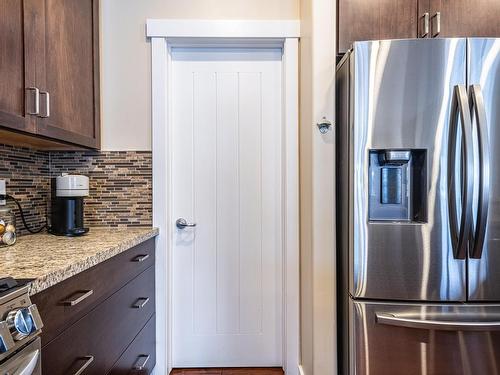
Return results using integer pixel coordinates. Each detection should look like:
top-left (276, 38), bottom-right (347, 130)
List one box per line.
top-left (147, 20), bottom-right (300, 375)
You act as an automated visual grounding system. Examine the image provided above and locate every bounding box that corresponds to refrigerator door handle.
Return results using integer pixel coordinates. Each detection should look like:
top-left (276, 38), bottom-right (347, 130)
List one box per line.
top-left (376, 312), bottom-right (500, 331)
top-left (469, 84), bottom-right (490, 259)
top-left (448, 85), bottom-right (474, 260)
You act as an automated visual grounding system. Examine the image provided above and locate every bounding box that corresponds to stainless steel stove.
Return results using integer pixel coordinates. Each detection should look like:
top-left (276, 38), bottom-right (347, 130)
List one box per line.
top-left (0, 277), bottom-right (43, 375)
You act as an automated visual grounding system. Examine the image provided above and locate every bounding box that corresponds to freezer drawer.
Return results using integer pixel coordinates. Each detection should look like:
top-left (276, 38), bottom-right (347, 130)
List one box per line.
top-left (351, 300), bottom-right (500, 375)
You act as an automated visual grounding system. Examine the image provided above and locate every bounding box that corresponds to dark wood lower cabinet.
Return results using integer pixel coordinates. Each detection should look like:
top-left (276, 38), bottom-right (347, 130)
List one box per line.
top-left (34, 241), bottom-right (157, 375)
top-left (41, 268), bottom-right (155, 374)
top-left (109, 315), bottom-right (156, 375)
top-left (32, 238), bottom-right (155, 346)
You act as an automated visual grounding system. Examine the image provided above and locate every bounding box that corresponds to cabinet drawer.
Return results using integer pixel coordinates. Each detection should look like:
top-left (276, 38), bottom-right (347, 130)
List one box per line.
top-left (32, 238), bottom-right (155, 345)
top-left (41, 266), bottom-right (155, 375)
top-left (108, 315), bottom-right (156, 375)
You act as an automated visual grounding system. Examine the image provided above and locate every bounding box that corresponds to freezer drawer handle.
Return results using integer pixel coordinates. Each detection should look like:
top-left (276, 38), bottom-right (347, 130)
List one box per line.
top-left (468, 85), bottom-right (490, 260)
top-left (447, 85), bottom-right (474, 260)
top-left (376, 312), bottom-right (500, 331)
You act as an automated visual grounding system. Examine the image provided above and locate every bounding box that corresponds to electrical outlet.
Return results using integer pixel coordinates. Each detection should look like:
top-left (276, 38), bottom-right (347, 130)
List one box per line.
top-left (0, 179), bottom-right (5, 205)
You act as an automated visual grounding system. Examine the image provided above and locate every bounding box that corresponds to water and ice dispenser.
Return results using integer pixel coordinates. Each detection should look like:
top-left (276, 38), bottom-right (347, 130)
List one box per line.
top-left (368, 150), bottom-right (427, 222)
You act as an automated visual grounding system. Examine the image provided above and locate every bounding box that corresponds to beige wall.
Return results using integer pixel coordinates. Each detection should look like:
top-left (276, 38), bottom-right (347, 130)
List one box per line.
top-left (100, 0), bottom-right (299, 151)
top-left (299, 0), bottom-right (336, 374)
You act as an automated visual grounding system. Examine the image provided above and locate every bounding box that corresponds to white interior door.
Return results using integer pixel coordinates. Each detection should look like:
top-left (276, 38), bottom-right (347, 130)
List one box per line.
top-left (171, 47), bottom-right (284, 367)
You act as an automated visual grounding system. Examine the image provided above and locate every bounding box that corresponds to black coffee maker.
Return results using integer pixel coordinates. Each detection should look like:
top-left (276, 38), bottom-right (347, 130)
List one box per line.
top-left (50, 174), bottom-right (89, 236)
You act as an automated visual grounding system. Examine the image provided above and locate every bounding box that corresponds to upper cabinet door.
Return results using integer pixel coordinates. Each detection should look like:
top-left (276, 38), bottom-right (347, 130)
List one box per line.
top-left (429, 0), bottom-right (500, 38)
top-left (337, 0), bottom-right (418, 54)
top-left (36, 0), bottom-right (100, 149)
top-left (0, 0), bottom-right (38, 133)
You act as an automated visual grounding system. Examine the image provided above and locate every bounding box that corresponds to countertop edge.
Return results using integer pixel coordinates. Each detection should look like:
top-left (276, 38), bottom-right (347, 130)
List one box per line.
top-left (28, 228), bottom-right (159, 296)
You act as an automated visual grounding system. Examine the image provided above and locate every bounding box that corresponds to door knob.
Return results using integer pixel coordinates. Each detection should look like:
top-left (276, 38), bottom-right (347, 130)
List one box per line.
top-left (176, 218), bottom-right (197, 229)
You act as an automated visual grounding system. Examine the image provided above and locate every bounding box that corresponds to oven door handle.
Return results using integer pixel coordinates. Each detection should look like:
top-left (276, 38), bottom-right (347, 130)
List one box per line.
top-left (11, 347), bottom-right (40, 375)
top-left (376, 312), bottom-right (500, 331)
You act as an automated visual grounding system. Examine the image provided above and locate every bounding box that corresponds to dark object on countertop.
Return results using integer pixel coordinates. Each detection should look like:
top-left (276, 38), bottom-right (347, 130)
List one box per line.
top-left (48, 225), bottom-right (89, 237)
top-left (50, 175), bottom-right (89, 237)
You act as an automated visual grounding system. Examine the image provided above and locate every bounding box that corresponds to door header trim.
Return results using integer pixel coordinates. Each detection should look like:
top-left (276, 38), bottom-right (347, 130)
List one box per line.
top-left (146, 19), bottom-right (300, 39)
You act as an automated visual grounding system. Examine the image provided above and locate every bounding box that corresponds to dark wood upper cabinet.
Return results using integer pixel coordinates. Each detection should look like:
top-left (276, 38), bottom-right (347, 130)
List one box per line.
top-left (429, 0), bottom-right (500, 38)
top-left (0, 0), bottom-right (100, 149)
top-left (337, 0), bottom-right (418, 54)
top-left (338, 0), bottom-right (500, 55)
top-left (36, 0), bottom-right (100, 149)
top-left (0, 0), bottom-right (37, 134)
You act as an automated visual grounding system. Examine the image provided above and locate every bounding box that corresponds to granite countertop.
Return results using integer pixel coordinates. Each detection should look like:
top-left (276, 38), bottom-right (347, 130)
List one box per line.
top-left (0, 227), bottom-right (159, 295)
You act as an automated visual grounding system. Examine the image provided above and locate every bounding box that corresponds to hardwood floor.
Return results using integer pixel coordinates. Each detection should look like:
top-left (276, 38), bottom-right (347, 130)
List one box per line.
top-left (170, 368), bottom-right (284, 375)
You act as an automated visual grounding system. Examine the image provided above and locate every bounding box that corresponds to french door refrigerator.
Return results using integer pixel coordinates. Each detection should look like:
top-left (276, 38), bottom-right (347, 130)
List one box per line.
top-left (336, 38), bottom-right (500, 375)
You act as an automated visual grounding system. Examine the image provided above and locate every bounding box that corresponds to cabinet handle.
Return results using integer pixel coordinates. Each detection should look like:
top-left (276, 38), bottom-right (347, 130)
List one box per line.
top-left (40, 91), bottom-right (50, 118)
top-left (133, 354), bottom-right (151, 371)
top-left (132, 254), bottom-right (150, 263)
top-left (432, 12), bottom-right (441, 37)
top-left (132, 297), bottom-right (150, 309)
top-left (26, 87), bottom-right (40, 115)
top-left (61, 290), bottom-right (94, 306)
top-left (421, 13), bottom-right (430, 38)
top-left (73, 355), bottom-right (94, 375)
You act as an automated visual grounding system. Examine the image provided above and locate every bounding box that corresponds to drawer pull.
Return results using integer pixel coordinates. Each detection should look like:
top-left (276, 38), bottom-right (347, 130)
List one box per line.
top-left (73, 355), bottom-right (94, 375)
top-left (132, 254), bottom-right (150, 262)
top-left (133, 354), bottom-right (151, 371)
top-left (61, 290), bottom-right (94, 306)
top-left (132, 297), bottom-right (150, 309)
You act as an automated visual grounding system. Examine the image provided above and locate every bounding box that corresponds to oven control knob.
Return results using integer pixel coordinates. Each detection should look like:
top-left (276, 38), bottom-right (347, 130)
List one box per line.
top-left (6, 308), bottom-right (34, 341)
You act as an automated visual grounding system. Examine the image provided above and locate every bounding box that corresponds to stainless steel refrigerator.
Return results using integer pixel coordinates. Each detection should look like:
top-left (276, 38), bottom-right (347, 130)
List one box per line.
top-left (336, 38), bottom-right (500, 375)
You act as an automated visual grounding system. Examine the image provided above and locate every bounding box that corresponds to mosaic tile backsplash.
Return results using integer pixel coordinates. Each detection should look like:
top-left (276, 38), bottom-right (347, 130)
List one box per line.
top-left (50, 151), bottom-right (152, 228)
top-left (0, 144), bottom-right (152, 234)
top-left (0, 145), bottom-right (50, 235)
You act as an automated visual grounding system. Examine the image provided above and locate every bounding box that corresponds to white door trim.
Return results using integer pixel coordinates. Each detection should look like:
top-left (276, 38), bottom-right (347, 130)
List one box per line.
top-left (147, 19), bottom-right (300, 39)
top-left (148, 20), bottom-right (300, 375)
